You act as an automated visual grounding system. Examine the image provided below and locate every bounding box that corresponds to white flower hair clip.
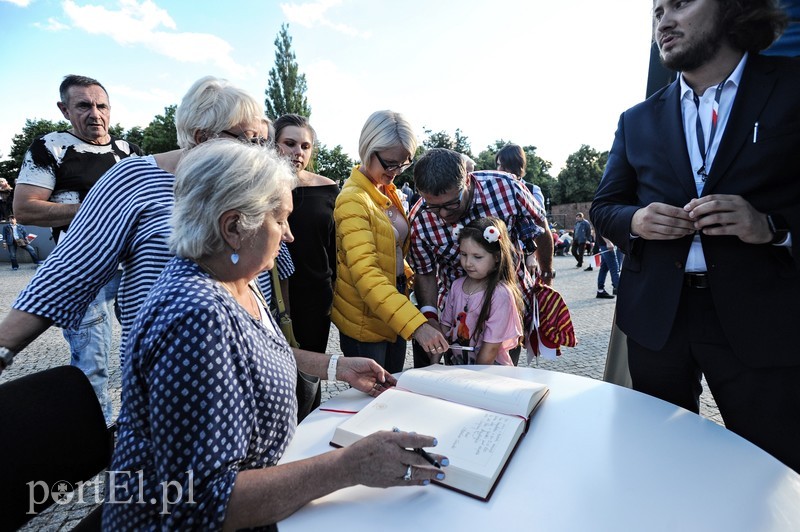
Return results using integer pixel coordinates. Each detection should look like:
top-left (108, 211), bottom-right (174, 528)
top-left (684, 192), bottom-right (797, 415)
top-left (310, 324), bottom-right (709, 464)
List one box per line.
top-left (452, 223), bottom-right (464, 239)
top-left (483, 226), bottom-right (500, 243)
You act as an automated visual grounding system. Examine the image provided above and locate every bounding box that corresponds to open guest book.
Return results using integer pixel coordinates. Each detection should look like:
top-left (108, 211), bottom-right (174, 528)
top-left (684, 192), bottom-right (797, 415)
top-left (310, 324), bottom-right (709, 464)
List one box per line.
top-left (329, 366), bottom-right (549, 501)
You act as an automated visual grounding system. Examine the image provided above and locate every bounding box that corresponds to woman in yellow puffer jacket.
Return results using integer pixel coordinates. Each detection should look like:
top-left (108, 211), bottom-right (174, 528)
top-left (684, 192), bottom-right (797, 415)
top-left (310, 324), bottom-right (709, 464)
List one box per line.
top-left (332, 110), bottom-right (449, 373)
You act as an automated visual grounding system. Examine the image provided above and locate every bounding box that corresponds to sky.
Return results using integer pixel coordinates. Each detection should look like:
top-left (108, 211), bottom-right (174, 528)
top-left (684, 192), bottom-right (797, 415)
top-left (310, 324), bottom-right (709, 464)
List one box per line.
top-left (0, 0), bottom-right (655, 173)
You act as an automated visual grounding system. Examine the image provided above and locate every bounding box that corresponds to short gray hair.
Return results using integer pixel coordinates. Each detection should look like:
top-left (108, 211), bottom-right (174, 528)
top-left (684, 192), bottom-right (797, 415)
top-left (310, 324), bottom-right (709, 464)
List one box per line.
top-left (414, 148), bottom-right (466, 195)
top-left (175, 76), bottom-right (263, 149)
top-left (169, 140), bottom-right (297, 259)
top-left (358, 110), bottom-right (417, 166)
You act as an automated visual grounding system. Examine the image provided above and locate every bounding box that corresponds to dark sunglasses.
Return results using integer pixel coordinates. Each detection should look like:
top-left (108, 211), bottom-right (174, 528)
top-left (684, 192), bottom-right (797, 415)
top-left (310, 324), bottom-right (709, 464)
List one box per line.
top-left (375, 152), bottom-right (413, 173)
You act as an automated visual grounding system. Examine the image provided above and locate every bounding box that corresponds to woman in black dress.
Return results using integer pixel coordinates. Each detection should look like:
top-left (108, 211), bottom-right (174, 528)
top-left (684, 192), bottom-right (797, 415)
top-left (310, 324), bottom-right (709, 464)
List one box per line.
top-left (274, 114), bottom-right (339, 352)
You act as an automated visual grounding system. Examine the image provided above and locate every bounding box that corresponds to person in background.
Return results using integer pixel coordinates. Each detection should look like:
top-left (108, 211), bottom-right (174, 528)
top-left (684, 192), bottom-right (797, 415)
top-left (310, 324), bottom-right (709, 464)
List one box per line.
top-left (572, 212), bottom-right (593, 269)
top-left (2, 215), bottom-right (42, 270)
top-left (274, 114), bottom-right (338, 352)
top-left (0, 178), bottom-right (13, 221)
top-left (254, 116), bottom-right (295, 312)
top-left (103, 139), bottom-right (448, 530)
top-left (13, 74), bottom-right (142, 422)
top-left (495, 143), bottom-right (546, 210)
top-left (332, 110), bottom-right (449, 373)
top-left (461, 153), bottom-right (477, 174)
top-left (591, 0), bottom-right (800, 472)
top-left (441, 217), bottom-right (523, 365)
top-left (594, 229), bottom-right (621, 299)
top-left (554, 230), bottom-right (572, 256)
top-left (410, 148), bottom-right (553, 368)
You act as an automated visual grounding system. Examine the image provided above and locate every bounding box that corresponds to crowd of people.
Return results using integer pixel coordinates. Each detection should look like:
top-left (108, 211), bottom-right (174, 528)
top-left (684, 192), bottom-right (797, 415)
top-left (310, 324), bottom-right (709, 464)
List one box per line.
top-left (0, 0), bottom-right (798, 526)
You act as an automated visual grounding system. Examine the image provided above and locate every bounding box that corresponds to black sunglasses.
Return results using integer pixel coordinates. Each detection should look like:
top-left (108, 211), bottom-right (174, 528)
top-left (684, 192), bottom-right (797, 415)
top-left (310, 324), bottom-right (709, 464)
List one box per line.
top-left (375, 152), bottom-right (413, 173)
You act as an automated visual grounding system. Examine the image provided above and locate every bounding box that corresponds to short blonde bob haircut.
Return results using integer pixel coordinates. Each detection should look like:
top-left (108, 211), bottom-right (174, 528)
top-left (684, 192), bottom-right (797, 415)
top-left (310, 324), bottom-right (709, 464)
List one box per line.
top-left (169, 140), bottom-right (297, 260)
top-left (175, 76), bottom-right (263, 149)
top-left (358, 110), bottom-right (417, 167)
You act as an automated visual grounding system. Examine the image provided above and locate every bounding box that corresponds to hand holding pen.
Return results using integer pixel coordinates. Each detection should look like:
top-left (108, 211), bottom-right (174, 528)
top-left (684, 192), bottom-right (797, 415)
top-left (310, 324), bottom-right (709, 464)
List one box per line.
top-left (392, 427), bottom-right (448, 473)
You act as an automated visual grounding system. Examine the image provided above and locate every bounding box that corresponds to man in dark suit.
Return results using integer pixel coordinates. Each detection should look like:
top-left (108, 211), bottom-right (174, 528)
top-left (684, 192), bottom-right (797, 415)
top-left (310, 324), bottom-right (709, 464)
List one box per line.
top-left (591, 0), bottom-right (800, 472)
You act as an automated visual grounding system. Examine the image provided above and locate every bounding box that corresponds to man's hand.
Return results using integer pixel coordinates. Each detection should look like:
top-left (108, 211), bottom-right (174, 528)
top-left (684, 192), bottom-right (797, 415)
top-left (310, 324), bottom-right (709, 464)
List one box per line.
top-left (631, 202), bottom-right (696, 240)
top-left (337, 356), bottom-right (398, 395)
top-left (684, 195), bottom-right (772, 244)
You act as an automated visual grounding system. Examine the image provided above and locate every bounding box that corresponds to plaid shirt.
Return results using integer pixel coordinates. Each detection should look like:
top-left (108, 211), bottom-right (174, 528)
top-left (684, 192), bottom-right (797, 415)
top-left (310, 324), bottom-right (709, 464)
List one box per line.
top-left (409, 171), bottom-right (546, 326)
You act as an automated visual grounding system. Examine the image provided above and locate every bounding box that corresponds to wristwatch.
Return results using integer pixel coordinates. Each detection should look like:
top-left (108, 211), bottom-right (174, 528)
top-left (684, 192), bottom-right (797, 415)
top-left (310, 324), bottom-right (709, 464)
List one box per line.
top-left (0, 346), bottom-right (16, 370)
top-left (540, 270), bottom-right (556, 279)
top-left (767, 214), bottom-right (789, 244)
top-left (327, 354), bottom-right (341, 382)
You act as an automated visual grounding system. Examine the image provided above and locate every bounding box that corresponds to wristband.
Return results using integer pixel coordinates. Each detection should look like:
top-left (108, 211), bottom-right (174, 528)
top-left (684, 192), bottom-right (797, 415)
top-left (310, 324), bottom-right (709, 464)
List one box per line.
top-left (419, 305), bottom-right (438, 321)
top-left (327, 354), bottom-right (341, 382)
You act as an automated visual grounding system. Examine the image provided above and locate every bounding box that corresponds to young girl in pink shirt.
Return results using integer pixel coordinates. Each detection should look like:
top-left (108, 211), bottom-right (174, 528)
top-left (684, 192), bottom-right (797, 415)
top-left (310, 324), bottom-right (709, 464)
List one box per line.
top-left (441, 217), bottom-right (523, 365)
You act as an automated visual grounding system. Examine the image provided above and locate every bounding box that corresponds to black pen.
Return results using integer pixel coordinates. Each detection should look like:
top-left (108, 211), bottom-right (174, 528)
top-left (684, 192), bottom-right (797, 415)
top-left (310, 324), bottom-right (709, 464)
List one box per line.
top-left (392, 426), bottom-right (442, 468)
top-left (414, 447), bottom-right (442, 469)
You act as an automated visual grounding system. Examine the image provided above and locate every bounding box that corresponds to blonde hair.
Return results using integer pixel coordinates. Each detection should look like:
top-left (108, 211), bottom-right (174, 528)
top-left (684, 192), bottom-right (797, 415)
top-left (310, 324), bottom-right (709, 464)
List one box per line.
top-left (175, 76), bottom-right (263, 149)
top-left (358, 110), bottom-right (417, 166)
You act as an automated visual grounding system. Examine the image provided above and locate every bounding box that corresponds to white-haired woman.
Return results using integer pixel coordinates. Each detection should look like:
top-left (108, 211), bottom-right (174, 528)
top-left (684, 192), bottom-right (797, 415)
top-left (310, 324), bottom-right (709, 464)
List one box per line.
top-left (103, 141), bottom-right (448, 530)
top-left (332, 110), bottom-right (449, 374)
top-left (0, 76), bottom-right (281, 373)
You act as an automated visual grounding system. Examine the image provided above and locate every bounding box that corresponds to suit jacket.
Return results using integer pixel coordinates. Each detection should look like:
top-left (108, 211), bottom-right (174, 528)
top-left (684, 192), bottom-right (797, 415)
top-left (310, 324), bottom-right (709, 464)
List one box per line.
top-left (591, 54), bottom-right (800, 367)
top-left (2, 224), bottom-right (29, 247)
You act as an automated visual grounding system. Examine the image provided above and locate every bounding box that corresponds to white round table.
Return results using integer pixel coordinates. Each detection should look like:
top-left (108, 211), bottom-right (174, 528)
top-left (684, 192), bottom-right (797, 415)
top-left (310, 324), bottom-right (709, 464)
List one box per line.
top-left (279, 366), bottom-right (800, 532)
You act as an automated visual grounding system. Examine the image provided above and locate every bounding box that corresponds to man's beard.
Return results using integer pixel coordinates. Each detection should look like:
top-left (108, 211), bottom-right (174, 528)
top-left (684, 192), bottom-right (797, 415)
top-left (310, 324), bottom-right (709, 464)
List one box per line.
top-left (660, 22), bottom-right (725, 72)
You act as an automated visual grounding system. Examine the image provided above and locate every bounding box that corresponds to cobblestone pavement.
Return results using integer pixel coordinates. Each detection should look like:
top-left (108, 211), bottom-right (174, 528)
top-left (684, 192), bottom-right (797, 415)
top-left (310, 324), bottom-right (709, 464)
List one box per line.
top-left (0, 255), bottom-right (722, 530)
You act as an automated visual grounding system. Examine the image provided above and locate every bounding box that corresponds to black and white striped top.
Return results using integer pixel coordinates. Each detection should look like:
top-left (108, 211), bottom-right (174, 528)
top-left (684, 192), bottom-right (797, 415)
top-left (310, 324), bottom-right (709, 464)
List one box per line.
top-left (14, 155), bottom-right (295, 356)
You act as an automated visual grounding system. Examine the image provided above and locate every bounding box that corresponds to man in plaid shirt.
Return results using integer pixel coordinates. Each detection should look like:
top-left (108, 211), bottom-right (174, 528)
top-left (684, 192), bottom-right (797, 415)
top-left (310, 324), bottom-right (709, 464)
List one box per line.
top-left (409, 148), bottom-right (554, 367)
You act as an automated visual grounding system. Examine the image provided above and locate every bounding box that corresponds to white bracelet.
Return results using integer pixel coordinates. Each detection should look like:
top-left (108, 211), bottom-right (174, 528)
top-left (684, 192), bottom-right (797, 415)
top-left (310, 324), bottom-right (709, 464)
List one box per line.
top-left (327, 354), bottom-right (341, 382)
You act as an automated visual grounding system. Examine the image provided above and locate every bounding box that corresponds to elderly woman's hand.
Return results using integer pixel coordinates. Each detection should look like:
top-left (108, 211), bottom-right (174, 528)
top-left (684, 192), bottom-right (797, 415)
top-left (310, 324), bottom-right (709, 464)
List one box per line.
top-left (337, 356), bottom-right (398, 396)
top-left (412, 322), bottom-right (449, 362)
top-left (341, 429), bottom-right (448, 488)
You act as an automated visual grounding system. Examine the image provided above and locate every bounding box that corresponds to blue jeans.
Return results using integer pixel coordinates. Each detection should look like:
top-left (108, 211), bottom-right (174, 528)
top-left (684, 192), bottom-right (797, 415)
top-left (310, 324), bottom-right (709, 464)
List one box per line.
top-left (7, 243), bottom-right (40, 268)
top-left (64, 270), bottom-right (121, 423)
top-left (339, 331), bottom-right (407, 374)
top-left (597, 245), bottom-right (623, 291)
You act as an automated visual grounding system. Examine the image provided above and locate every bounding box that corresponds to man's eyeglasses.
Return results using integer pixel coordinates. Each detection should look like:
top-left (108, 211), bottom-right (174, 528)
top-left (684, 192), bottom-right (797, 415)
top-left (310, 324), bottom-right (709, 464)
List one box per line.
top-left (420, 188), bottom-right (464, 212)
top-left (375, 152), bottom-right (413, 173)
top-left (220, 130), bottom-right (269, 147)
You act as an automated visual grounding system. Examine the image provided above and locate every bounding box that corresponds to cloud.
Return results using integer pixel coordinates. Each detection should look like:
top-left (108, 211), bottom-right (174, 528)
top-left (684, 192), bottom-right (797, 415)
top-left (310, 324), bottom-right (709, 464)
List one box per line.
top-left (280, 0), bottom-right (364, 37)
top-left (1, 0), bottom-right (33, 7)
top-left (60, 0), bottom-right (252, 77)
top-left (33, 17), bottom-right (70, 31)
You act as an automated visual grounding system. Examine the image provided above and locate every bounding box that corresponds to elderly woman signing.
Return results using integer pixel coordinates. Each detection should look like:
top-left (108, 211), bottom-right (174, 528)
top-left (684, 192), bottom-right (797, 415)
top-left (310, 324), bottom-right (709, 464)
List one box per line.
top-left (103, 141), bottom-right (448, 530)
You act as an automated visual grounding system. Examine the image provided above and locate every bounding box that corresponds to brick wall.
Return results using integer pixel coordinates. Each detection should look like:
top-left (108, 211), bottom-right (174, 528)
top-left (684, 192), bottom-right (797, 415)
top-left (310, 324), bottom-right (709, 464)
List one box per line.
top-left (548, 201), bottom-right (593, 231)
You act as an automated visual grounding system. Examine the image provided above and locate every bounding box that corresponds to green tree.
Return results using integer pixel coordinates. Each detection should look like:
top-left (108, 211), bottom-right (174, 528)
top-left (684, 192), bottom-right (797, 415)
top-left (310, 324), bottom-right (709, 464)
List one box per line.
top-left (141, 105), bottom-right (178, 154)
top-left (421, 128), bottom-right (473, 157)
top-left (123, 125), bottom-right (145, 148)
top-left (1, 118), bottom-right (70, 184)
top-left (554, 144), bottom-right (609, 204)
top-left (315, 144), bottom-right (353, 185)
top-left (265, 24), bottom-right (311, 119)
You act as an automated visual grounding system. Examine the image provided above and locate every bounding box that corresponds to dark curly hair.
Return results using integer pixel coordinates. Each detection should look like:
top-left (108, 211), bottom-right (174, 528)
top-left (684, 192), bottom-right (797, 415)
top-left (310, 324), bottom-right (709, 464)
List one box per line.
top-left (719, 0), bottom-right (788, 52)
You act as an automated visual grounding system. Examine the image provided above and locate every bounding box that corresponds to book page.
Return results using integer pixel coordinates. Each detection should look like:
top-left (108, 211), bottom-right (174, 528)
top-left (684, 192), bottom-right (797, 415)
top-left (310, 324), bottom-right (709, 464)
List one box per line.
top-left (331, 388), bottom-right (525, 498)
top-left (397, 366), bottom-right (546, 418)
